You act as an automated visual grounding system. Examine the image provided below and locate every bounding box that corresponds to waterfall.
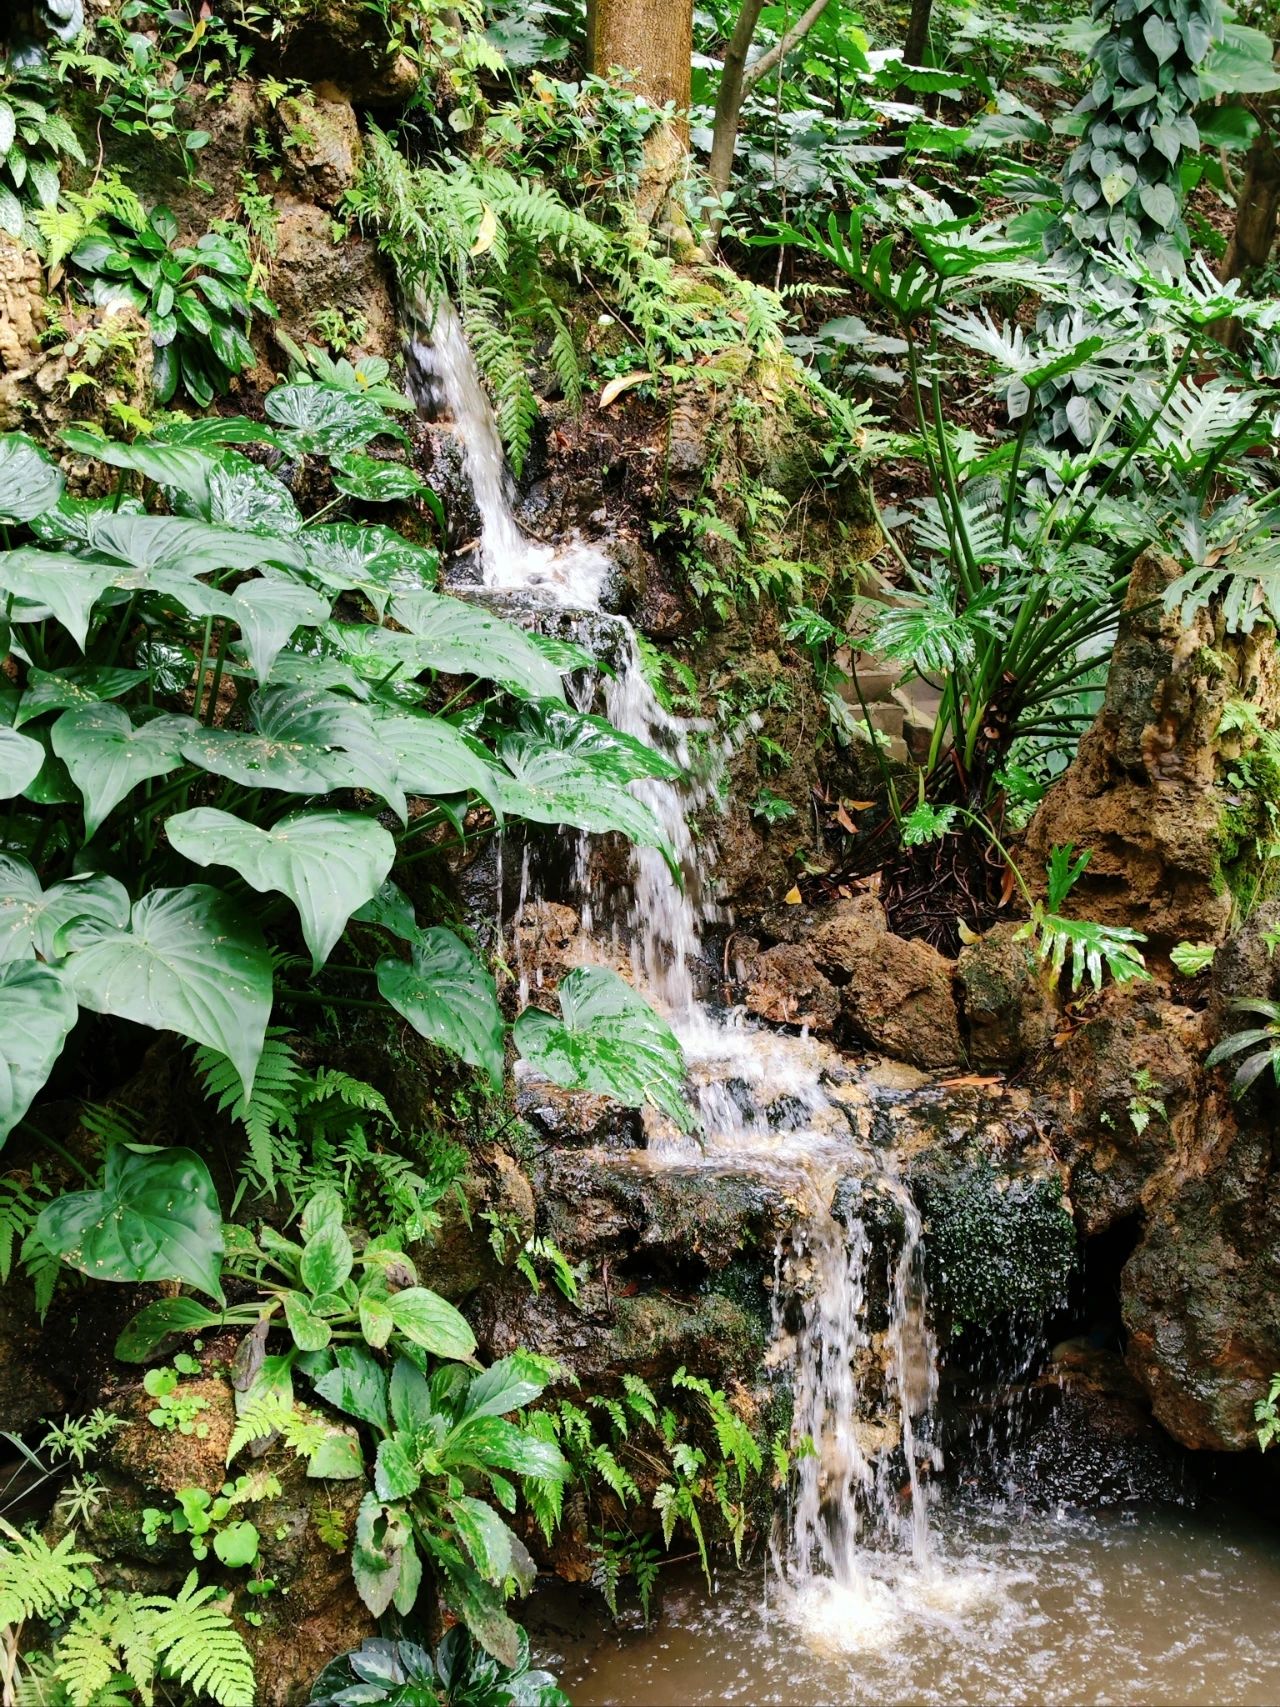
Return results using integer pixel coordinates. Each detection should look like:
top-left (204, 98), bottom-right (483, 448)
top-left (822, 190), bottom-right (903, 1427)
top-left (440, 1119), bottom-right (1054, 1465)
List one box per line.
top-left (405, 296), bottom-right (946, 1638)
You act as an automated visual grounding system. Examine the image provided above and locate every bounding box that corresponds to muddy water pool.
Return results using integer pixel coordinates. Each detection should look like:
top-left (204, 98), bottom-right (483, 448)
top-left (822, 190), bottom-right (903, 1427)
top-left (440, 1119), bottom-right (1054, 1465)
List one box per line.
top-left (547, 1498), bottom-right (1280, 1706)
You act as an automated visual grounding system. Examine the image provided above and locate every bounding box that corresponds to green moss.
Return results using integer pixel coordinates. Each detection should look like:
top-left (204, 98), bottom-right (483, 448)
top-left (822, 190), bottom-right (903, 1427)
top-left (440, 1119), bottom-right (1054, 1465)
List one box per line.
top-left (917, 1161), bottom-right (1076, 1332)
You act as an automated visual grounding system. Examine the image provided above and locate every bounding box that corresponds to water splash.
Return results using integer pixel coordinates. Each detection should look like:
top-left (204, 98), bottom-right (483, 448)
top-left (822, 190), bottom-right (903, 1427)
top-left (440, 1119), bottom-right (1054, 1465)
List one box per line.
top-left (406, 297), bottom-right (947, 1640)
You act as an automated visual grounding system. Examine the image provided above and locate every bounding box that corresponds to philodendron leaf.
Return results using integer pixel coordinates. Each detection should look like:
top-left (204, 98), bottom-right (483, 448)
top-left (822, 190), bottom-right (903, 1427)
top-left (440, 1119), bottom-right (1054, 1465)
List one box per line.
top-left (179, 686), bottom-right (406, 819)
top-left (0, 856), bottom-right (130, 964)
top-left (521, 700), bottom-right (682, 783)
top-left (496, 735), bottom-right (671, 854)
top-left (230, 575), bottom-right (331, 685)
top-left (0, 961), bottom-right (78, 1145)
top-left (0, 434), bottom-right (64, 524)
top-left (167, 808), bottom-right (395, 971)
top-left (376, 712), bottom-right (503, 819)
top-left (513, 966), bottom-right (692, 1130)
top-left (265, 384), bottom-right (404, 456)
top-left (0, 549), bottom-right (118, 649)
top-left (330, 453), bottom-right (431, 505)
top-left (60, 431), bottom-right (232, 514)
top-left (0, 728), bottom-right (45, 799)
top-left (81, 512), bottom-right (305, 576)
top-left (14, 666), bottom-right (149, 727)
top-left (303, 522), bottom-right (438, 614)
top-left (52, 706), bottom-right (194, 838)
top-left (376, 927), bottom-right (505, 1086)
top-left (36, 1143), bottom-right (225, 1299)
top-left (389, 590), bottom-right (565, 702)
top-left (66, 885), bottom-right (272, 1099)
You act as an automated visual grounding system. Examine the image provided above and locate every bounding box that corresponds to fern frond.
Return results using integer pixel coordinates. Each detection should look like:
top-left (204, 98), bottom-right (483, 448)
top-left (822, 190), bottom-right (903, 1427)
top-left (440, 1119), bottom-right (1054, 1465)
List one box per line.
top-left (193, 1031), bottom-right (303, 1199)
top-left (0, 1527), bottom-right (97, 1628)
top-left (138, 1574), bottom-right (255, 1707)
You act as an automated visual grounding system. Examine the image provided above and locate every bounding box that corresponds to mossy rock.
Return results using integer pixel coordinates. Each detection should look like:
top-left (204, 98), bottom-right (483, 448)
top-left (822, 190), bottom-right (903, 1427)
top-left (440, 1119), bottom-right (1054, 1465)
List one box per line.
top-left (913, 1158), bottom-right (1077, 1334)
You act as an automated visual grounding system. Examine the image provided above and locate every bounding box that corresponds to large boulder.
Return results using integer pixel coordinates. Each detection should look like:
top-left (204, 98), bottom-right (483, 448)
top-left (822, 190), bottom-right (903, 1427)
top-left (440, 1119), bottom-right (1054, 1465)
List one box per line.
top-left (1024, 548), bottom-right (1280, 946)
top-left (1122, 1084), bottom-right (1280, 1450)
top-left (957, 921), bottom-right (1060, 1071)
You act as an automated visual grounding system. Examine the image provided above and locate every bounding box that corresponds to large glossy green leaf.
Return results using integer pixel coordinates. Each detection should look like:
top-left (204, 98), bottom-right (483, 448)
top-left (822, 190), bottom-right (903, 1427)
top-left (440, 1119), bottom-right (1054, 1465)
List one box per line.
top-left (52, 706), bottom-right (194, 837)
top-left (168, 808), bottom-right (395, 971)
top-left (0, 962), bottom-right (78, 1145)
top-left (0, 434), bottom-right (64, 524)
top-left (385, 1285), bottom-right (477, 1360)
top-left (376, 926), bottom-right (505, 1086)
top-left (36, 1144), bottom-right (224, 1299)
top-left (331, 453), bottom-right (430, 504)
top-left (81, 512), bottom-right (304, 575)
top-left (304, 523), bottom-right (438, 613)
top-left (0, 728), bottom-right (45, 799)
top-left (0, 549), bottom-right (118, 649)
top-left (514, 966), bottom-right (691, 1129)
top-left (376, 712), bottom-right (503, 818)
top-left (389, 591), bottom-right (565, 701)
top-left (230, 575), bottom-right (331, 684)
top-left (522, 700), bottom-right (682, 783)
top-left (265, 384), bottom-right (406, 455)
top-left (496, 735), bottom-right (669, 851)
top-left (174, 453), bottom-right (304, 537)
top-left (0, 857), bottom-right (130, 963)
top-left (179, 686), bottom-right (406, 818)
top-left (66, 885), bottom-right (272, 1099)
top-left (60, 431), bottom-right (233, 515)
top-left (14, 666), bottom-right (148, 727)
top-left (115, 1295), bottom-right (223, 1362)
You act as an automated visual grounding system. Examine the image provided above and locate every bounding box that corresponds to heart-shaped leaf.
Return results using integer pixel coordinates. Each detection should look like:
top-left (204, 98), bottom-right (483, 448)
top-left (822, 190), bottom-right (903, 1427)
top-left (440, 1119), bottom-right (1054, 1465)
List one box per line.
top-left (0, 961), bottom-right (79, 1145)
top-left (0, 434), bottom-right (64, 524)
top-left (514, 965), bottom-right (692, 1129)
top-left (0, 857), bottom-right (130, 964)
top-left (82, 511), bottom-right (305, 577)
top-left (231, 575), bottom-right (332, 684)
top-left (180, 686), bottom-right (406, 819)
top-left (304, 522), bottom-right (438, 613)
top-left (115, 1295), bottom-right (223, 1362)
top-left (265, 384), bottom-right (405, 456)
top-left (521, 700), bottom-right (682, 783)
top-left (0, 549), bottom-right (118, 649)
top-left (376, 927), bottom-right (505, 1086)
top-left (385, 1286), bottom-right (476, 1360)
top-left (0, 728), bottom-right (45, 799)
top-left (174, 452), bottom-right (304, 537)
top-left (53, 706), bottom-right (195, 838)
top-left (66, 884), bottom-right (272, 1099)
top-left (331, 454), bottom-right (431, 504)
top-left (36, 1144), bottom-right (225, 1299)
top-left (496, 735), bottom-right (670, 853)
top-left (14, 666), bottom-right (148, 728)
top-left (389, 591), bottom-right (565, 701)
top-left (167, 807), bottom-right (396, 972)
top-left (376, 713), bottom-right (503, 818)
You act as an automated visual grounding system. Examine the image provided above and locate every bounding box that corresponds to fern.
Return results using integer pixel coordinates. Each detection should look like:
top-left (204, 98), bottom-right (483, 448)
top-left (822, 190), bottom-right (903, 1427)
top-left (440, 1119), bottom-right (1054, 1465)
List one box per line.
top-left (138, 1573), bottom-right (255, 1706)
top-left (193, 1031), bottom-right (303, 1199)
top-left (0, 1526), bottom-right (97, 1629)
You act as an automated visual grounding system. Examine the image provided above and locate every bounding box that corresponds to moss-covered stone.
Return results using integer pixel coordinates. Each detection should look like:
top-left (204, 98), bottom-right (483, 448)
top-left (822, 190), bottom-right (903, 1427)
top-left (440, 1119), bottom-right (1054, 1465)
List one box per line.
top-left (915, 1159), bottom-right (1076, 1332)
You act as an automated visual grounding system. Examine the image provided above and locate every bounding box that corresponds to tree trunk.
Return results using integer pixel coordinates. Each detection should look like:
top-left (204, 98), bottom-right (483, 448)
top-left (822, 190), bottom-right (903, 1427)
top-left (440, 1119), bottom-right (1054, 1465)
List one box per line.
top-left (590, 0), bottom-right (694, 228)
top-left (704, 0), bottom-right (832, 249)
top-left (589, 0), bottom-right (693, 125)
top-left (705, 0), bottom-right (765, 242)
top-left (903, 0), bottom-right (935, 66)
top-left (1215, 99), bottom-right (1278, 349)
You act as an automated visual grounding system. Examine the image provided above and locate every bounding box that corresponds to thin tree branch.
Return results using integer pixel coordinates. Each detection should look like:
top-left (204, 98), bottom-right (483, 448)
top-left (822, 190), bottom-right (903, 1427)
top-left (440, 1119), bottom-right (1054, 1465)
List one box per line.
top-left (742, 0), bottom-right (832, 90)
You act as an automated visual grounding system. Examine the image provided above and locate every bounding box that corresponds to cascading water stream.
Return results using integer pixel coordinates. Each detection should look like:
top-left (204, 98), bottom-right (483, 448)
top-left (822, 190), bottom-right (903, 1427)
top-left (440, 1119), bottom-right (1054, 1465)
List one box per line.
top-left (405, 294), bottom-right (948, 1643)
